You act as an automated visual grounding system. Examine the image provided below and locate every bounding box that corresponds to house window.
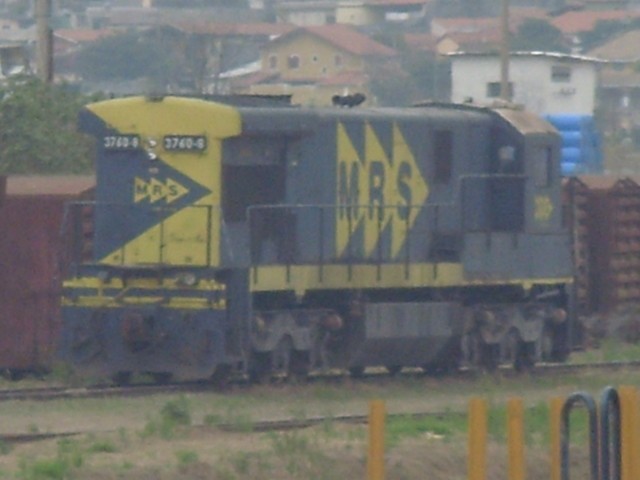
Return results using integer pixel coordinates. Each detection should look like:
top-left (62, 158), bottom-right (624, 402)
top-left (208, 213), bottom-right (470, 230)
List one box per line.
top-left (551, 65), bottom-right (571, 82)
top-left (434, 130), bottom-right (453, 183)
top-left (334, 54), bottom-right (342, 67)
top-left (268, 55), bottom-right (277, 70)
top-left (287, 55), bottom-right (300, 69)
top-left (487, 82), bottom-right (513, 98)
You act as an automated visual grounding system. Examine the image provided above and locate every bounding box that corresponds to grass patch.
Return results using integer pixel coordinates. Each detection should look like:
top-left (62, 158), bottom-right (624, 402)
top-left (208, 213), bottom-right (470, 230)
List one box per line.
top-left (141, 395), bottom-right (192, 439)
top-left (386, 411), bottom-right (467, 448)
top-left (175, 449), bottom-right (199, 466)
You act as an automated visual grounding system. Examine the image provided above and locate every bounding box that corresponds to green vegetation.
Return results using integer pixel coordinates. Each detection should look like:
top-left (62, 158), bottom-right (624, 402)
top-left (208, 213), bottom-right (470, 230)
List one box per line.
top-left (510, 18), bottom-right (568, 53)
top-left (386, 411), bottom-right (467, 448)
top-left (0, 76), bottom-right (98, 174)
top-left (18, 439), bottom-right (84, 480)
top-left (175, 449), bottom-right (199, 466)
top-left (572, 337), bottom-right (640, 363)
top-left (141, 396), bottom-right (192, 439)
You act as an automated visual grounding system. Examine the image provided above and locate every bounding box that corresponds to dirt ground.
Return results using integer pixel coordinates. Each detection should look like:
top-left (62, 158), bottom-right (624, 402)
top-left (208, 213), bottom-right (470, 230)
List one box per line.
top-left (0, 365), bottom-right (624, 480)
top-left (0, 422), bottom-right (592, 480)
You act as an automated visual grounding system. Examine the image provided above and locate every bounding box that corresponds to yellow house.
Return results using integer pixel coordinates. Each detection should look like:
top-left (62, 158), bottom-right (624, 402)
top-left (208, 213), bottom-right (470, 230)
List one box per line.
top-left (240, 24), bottom-right (396, 106)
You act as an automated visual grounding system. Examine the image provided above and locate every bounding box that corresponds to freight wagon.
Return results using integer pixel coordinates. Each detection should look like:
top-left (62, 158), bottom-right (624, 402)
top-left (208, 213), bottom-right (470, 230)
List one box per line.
top-left (57, 96), bottom-right (574, 384)
top-left (0, 176), bottom-right (93, 378)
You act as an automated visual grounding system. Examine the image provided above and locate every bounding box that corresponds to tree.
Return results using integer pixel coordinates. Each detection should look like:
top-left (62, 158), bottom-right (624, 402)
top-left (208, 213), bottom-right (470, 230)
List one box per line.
top-left (0, 76), bottom-right (97, 174)
top-left (75, 30), bottom-right (176, 84)
top-left (510, 18), bottom-right (569, 53)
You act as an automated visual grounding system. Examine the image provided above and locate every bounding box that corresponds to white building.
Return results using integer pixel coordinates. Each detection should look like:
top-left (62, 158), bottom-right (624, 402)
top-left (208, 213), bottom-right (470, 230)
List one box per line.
top-left (449, 52), bottom-right (603, 116)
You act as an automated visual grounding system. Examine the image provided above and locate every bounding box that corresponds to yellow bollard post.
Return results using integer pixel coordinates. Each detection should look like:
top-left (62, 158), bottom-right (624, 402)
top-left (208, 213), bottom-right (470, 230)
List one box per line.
top-left (468, 397), bottom-right (487, 480)
top-left (507, 397), bottom-right (525, 480)
top-left (367, 399), bottom-right (385, 480)
top-left (549, 397), bottom-right (563, 480)
top-left (619, 386), bottom-right (637, 480)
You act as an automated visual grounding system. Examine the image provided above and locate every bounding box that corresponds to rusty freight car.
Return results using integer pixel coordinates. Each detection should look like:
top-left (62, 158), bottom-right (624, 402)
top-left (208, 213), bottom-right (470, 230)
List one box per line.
top-left (565, 175), bottom-right (640, 316)
top-left (0, 176), bottom-right (93, 378)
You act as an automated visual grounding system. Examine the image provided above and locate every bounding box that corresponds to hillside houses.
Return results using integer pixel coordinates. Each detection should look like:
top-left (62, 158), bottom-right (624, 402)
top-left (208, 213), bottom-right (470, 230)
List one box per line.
top-left (0, 0), bottom-right (640, 124)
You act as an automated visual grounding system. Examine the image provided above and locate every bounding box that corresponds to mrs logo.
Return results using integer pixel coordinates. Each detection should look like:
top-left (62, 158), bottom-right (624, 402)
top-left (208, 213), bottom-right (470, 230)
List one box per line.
top-left (134, 177), bottom-right (189, 204)
top-left (336, 122), bottom-right (428, 259)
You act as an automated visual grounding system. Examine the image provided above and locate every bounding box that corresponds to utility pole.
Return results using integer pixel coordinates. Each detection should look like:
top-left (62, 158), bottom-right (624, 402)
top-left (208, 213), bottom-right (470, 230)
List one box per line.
top-left (500, 0), bottom-right (510, 101)
top-left (36, 0), bottom-right (53, 83)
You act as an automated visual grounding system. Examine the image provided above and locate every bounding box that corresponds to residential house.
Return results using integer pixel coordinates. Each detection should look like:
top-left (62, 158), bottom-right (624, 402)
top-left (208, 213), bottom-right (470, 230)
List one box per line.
top-left (550, 9), bottom-right (640, 52)
top-left (84, 6), bottom-right (263, 30)
top-left (275, 0), bottom-right (428, 26)
top-left (587, 29), bottom-right (640, 139)
top-left (0, 43), bottom-right (30, 79)
top-left (430, 8), bottom-right (547, 38)
top-left (449, 51), bottom-right (602, 116)
top-left (155, 22), bottom-right (296, 93)
top-left (235, 23), bottom-right (396, 105)
top-left (53, 28), bottom-right (115, 81)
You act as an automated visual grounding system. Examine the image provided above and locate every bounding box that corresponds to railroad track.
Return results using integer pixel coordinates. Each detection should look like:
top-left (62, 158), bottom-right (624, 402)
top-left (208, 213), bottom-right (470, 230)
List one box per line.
top-left (0, 359), bottom-right (638, 404)
top-left (0, 359), bottom-right (638, 445)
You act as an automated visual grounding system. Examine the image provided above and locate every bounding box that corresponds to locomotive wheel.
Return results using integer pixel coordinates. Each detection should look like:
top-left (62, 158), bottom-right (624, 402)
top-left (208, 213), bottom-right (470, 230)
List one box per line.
top-left (4, 369), bottom-right (25, 381)
top-left (386, 365), bottom-right (402, 376)
top-left (248, 351), bottom-right (271, 385)
top-left (538, 327), bottom-right (554, 362)
top-left (479, 343), bottom-right (499, 372)
top-left (288, 350), bottom-right (309, 384)
top-left (503, 329), bottom-right (521, 367)
top-left (514, 342), bottom-right (535, 372)
top-left (151, 372), bottom-right (172, 384)
top-left (112, 371), bottom-right (132, 386)
top-left (210, 364), bottom-right (232, 390)
top-left (272, 337), bottom-right (293, 381)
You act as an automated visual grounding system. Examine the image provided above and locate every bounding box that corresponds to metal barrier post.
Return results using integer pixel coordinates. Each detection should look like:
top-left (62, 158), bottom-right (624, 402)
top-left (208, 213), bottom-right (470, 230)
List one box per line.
top-left (600, 386), bottom-right (621, 480)
top-left (507, 397), bottom-right (525, 480)
top-left (560, 391), bottom-right (599, 480)
top-left (367, 400), bottom-right (385, 480)
top-left (618, 386), bottom-right (638, 480)
top-left (550, 397), bottom-right (564, 480)
top-left (468, 397), bottom-right (488, 480)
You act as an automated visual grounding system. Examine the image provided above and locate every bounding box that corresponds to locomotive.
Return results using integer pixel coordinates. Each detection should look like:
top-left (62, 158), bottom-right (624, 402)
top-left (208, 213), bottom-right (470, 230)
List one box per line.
top-left (58, 95), bottom-right (574, 384)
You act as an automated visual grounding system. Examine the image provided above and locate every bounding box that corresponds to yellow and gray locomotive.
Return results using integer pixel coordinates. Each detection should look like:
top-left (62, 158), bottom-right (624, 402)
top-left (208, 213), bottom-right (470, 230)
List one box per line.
top-left (59, 95), bottom-right (573, 383)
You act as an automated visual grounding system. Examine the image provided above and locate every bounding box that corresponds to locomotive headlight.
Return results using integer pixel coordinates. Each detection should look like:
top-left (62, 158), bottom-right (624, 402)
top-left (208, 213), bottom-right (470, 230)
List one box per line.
top-left (175, 272), bottom-right (198, 287)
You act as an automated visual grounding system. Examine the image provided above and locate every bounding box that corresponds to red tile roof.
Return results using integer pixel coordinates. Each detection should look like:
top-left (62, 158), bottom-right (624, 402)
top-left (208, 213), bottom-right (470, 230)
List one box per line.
top-left (444, 29), bottom-right (503, 50)
top-left (587, 29), bottom-right (640, 61)
top-left (54, 29), bottom-right (115, 44)
top-left (551, 10), bottom-right (640, 34)
top-left (404, 32), bottom-right (438, 52)
top-left (274, 24), bottom-right (396, 57)
top-left (432, 12), bottom-right (548, 36)
top-left (432, 17), bottom-right (500, 34)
